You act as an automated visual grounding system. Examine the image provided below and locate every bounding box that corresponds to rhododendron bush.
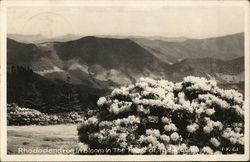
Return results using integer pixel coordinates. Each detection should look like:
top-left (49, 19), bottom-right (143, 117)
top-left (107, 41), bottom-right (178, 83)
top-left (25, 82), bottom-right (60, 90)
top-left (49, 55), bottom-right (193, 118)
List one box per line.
top-left (7, 103), bottom-right (85, 125)
top-left (77, 76), bottom-right (244, 154)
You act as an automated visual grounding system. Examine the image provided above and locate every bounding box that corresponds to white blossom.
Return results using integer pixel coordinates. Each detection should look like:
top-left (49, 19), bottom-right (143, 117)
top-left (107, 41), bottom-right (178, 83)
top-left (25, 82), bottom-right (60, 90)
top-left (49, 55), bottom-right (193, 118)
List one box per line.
top-left (157, 143), bottom-right (166, 150)
top-left (210, 137), bottom-right (220, 147)
top-left (146, 129), bottom-right (160, 137)
top-left (201, 146), bottom-right (214, 154)
top-left (170, 132), bottom-right (180, 141)
top-left (161, 116), bottom-right (172, 124)
top-left (234, 127), bottom-right (241, 133)
top-left (160, 135), bottom-right (170, 143)
top-left (206, 108), bottom-right (215, 116)
top-left (199, 94), bottom-right (230, 109)
top-left (164, 123), bottom-right (178, 132)
top-left (203, 126), bottom-right (213, 133)
top-left (196, 107), bottom-right (205, 115)
top-left (109, 103), bottom-right (119, 114)
top-left (119, 142), bottom-right (128, 148)
top-left (189, 145), bottom-right (200, 154)
top-left (178, 143), bottom-right (188, 153)
top-left (97, 97), bottom-right (107, 106)
top-left (148, 116), bottom-right (159, 123)
top-left (174, 82), bottom-right (183, 91)
top-left (111, 87), bottom-right (129, 96)
top-left (187, 123), bottom-right (199, 133)
top-left (184, 76), bottom-right (215, 91)
top-left (168, 144), bottom-right (179, 155)
top-left (87, 116), bottom-right (98, 125)
top-left (222, 127), bottom-right (244, 145)
top-left (136, 105), bottom-right (150, 114)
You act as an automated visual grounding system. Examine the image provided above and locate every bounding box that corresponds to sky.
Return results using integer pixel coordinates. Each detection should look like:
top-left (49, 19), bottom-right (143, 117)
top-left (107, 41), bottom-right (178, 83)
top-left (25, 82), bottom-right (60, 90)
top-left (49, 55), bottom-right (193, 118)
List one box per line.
top-left (7, 5), bottom-right (245, 39)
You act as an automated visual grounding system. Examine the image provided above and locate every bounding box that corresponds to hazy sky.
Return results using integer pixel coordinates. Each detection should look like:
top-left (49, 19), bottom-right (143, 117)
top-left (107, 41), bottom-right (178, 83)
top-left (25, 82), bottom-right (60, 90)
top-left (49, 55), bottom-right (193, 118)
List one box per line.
top-left (7, 6), bottom-right (244, 38)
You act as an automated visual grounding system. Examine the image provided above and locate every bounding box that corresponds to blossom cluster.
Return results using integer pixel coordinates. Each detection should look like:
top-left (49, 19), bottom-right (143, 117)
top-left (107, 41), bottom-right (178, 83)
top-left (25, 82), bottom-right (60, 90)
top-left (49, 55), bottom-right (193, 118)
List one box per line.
top-left (7, 103), bottom-right (85, 125)
top-left (186, 123), bottom-right (199, 133)
top-left (203, 117), bottom-right (223, 134)
top-left (184, 76), bottom-right (217, 91)
top-left (78, 76), bottom-right (244, 155)
top-left (138, 130), bottom-right (183, 154)
top-left (222, 127), bottom-right (244, 145)
top-left (85, 115), bottom-right (141, 149)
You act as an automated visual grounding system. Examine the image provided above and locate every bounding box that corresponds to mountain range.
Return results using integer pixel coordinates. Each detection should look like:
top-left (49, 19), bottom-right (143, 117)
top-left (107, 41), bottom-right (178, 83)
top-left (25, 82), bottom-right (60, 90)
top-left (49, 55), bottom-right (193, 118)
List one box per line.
top-left (7, 32), bottom-right (245, 112)
top-left (7, 33), bottom-right (189, 44)
top-left (132, 32), bottom-right (244, 64)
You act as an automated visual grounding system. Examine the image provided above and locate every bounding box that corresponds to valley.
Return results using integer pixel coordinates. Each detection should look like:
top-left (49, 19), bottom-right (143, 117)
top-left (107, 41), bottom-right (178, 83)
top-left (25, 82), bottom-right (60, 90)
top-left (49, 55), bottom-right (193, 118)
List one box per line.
top-left (7, 32), bottom-right (245, 113)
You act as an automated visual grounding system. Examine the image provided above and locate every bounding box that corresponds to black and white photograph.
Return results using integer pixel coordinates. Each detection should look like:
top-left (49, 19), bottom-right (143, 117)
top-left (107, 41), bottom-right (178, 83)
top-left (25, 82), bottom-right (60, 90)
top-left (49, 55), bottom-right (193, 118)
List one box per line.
top-left (0, 0), bottom-right (249, 161)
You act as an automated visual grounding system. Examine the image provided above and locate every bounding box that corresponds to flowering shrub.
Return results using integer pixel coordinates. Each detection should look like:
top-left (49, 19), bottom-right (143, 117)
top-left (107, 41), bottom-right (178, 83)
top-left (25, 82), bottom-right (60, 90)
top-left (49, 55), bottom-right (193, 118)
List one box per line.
top-left (7, 103), bottom-right (49, 125)
top-left (7, 103), bottom-right (85, 125)
top-left (77, 76), bottom-right (244, 154)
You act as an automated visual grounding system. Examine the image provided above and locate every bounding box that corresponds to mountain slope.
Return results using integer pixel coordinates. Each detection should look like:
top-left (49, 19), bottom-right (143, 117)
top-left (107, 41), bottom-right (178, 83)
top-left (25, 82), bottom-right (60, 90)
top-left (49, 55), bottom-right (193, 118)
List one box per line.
top-left (181, 32), bottom-right (244, 60)
top-left (52, 36), bottom-right (169, 85)
top-left (164, 57), bottom-right (244, 90)
top-left (7, 33), bottom-right (245, 92)
top-left (7, 37), bottom-right (170, 89)
top-left (7, 38), bottom-right (42, 66)
top-left (133, 32), bottom-right (244, 63)
top-left (54, 36), bottom-right (168, 70)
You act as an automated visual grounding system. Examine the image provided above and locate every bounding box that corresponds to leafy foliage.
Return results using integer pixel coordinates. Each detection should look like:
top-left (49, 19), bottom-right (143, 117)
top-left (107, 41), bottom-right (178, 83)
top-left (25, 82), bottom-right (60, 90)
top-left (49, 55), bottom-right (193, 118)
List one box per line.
top-left (77, 76), bottom-right (244, 154)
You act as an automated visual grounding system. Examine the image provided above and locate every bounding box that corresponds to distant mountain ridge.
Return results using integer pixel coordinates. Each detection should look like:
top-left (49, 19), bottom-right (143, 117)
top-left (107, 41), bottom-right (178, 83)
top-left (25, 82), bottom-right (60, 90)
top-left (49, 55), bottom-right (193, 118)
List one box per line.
top-left (7, 33), bottom-right (191, 44)
top-left (7, 32), bottom-right (245, 109)
top-left (133, 32), bottom-right (244, 63)
top-left (164, 57), bottom-right (244, 83)
top-left (97, 35), bottom-right (189, 42)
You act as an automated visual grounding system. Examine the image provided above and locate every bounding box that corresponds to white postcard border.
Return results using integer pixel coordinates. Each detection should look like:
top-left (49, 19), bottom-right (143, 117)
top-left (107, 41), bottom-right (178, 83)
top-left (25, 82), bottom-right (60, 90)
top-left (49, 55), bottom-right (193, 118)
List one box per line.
top-left (0, 0), bottom-right (249, 161)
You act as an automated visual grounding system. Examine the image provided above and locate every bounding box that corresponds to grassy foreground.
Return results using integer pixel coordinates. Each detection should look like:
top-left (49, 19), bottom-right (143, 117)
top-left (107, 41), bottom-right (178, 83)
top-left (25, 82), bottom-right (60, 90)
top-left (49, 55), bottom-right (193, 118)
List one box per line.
top-left (7, 124), bottom-right (78, 154)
